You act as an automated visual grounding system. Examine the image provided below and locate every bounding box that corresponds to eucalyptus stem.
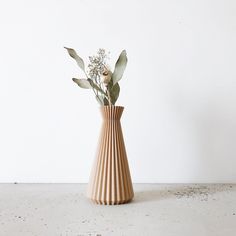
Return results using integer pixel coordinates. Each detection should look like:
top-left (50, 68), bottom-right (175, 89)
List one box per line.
top-left (84, 71), bottom-right (101, 103)
top-left (106, 85), bottom-right (112, 106)
top-left (96, 74), bottom-right (104, 92)
top-left (91, 87), bottom-right (97, 98)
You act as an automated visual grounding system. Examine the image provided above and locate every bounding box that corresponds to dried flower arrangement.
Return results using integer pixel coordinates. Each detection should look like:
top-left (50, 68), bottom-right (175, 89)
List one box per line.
top-left (64, 48), bottom-right (127, 106)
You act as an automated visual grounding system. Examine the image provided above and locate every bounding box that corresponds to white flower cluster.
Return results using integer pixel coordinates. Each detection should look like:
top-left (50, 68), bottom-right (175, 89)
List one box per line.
top-left (88, 48), bottom-right (109, 79)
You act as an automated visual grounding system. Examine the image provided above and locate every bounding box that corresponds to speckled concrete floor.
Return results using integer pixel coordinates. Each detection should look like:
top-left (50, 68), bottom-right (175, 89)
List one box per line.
top-left (0, 184), bottom-right (235, 236)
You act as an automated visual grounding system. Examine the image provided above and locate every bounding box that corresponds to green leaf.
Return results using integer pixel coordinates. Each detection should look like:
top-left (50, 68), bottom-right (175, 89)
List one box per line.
top-left (112, 50), bottom-right (127, 85)
top-left (87, 79), bottom-right (106, 95)
top-left (107, 76), bottom-right (114, 90)
top-left (103, 96), bottom-right (109, 105)
top-left (64, 47), bottom-right (85, 72)
top-left (72, 78), bottom-right (92, 89)
top-left (110, 83), bottom-right (120, 105)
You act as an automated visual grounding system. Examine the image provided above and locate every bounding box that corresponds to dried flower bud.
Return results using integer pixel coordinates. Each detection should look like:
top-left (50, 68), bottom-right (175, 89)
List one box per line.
top-left (101, 70), bottom-right (111, 84)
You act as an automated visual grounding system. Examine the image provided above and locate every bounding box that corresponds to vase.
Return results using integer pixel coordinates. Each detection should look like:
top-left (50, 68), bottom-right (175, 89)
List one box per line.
top-left (87, 106), bottom-right (134, 205)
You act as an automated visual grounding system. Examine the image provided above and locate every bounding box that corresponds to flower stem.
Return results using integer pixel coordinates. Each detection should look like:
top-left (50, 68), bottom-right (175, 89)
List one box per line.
top-left (106, 85), bottom-right (112, 106)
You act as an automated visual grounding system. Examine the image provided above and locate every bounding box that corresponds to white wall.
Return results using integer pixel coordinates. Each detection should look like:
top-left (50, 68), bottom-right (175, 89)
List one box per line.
top-left (0, 0), bottom-right (236, 183)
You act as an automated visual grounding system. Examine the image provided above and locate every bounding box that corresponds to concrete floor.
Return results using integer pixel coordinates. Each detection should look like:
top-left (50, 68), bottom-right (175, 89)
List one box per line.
top-left (0, 184), bottom-right (235, 236)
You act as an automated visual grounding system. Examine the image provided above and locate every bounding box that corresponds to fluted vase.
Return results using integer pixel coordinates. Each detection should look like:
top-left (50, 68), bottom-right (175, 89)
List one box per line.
top-left (87, 106), bottom-right (134, 205)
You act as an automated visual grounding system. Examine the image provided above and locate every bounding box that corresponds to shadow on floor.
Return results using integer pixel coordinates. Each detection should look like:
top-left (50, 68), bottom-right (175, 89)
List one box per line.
top-left (131, 184), bottom-right (233, 204)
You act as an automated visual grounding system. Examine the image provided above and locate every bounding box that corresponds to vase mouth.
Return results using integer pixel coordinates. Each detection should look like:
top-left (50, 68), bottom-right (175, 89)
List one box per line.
top-left (100, 105), bottom-right (124, 109)
top-left (100, 105), bottom-right (124, 119)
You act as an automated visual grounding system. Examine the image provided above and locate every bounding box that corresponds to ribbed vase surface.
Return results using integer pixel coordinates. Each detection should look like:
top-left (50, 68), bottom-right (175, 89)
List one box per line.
top-left (87, 106), bottom-right (134, 205)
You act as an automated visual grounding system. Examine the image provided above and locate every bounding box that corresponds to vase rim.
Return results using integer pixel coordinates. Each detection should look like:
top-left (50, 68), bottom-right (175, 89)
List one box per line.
top-left (100, 105), bottom-right (124, 109)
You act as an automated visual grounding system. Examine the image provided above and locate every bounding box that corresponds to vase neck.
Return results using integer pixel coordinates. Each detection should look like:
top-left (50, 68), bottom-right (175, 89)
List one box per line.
top-left (100, 106), bottom-right (124, 120)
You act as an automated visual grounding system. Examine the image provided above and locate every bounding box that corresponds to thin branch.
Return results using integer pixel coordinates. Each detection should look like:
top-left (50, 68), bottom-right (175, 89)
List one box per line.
top-left (106, 85), bottom-right (112, 106)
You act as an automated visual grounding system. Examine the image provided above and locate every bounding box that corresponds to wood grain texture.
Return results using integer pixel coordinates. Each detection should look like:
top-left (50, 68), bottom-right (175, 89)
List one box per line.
top-left (87, 106), bottom-right (134, 205)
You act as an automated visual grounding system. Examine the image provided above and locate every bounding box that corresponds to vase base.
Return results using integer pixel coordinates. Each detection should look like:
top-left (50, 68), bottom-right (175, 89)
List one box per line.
top-left (88, 197), bottom-right (133, 205)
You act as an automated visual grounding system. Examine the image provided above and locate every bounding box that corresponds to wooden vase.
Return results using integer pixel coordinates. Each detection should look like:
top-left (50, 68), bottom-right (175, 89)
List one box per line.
top-left (87, 106), bottom-right (134, 205)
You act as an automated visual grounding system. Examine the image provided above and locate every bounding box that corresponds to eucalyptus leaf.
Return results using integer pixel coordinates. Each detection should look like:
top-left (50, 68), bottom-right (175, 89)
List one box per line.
top-left (72, 78), bottom-right (92, 89)
top-left (88, 79), bottom-right (106, 95)
top-left (112, 50), bottom-right (127, 85)
top-left (103, 96), bottom-right (109, 105)
top-left (64, 47), bottom-right (85, 72)
top-left (107, 77), bottom-right (114, 91)
top-left (110, 83), bottom-right (120, 105)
